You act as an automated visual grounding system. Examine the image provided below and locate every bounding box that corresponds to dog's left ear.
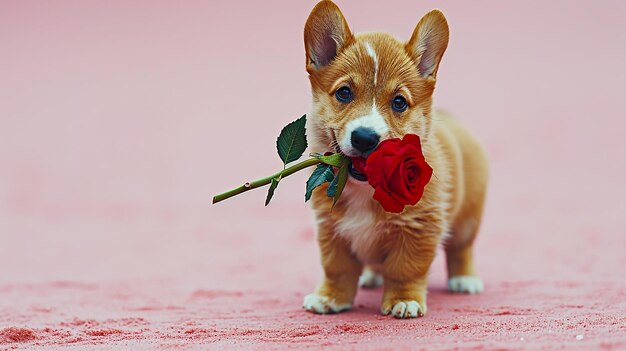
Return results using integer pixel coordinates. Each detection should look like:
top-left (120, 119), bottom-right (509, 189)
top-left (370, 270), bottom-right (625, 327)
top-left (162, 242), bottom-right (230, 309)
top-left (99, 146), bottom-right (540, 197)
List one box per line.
top-left (406, 10), bottom-right (449, 79)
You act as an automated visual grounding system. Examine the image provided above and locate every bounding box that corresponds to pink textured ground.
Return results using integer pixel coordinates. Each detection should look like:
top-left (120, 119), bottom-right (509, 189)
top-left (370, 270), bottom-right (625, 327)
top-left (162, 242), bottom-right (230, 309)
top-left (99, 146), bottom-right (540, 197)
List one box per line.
top-left (1, 1), bottom-right (626, 350)
top-left (1, 205), bottom-right (625, 350)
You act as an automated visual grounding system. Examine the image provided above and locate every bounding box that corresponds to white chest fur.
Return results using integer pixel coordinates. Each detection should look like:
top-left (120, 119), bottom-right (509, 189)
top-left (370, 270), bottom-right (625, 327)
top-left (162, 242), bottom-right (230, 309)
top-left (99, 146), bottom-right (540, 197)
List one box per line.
top-left (334, 183), bottom-right (381, 263)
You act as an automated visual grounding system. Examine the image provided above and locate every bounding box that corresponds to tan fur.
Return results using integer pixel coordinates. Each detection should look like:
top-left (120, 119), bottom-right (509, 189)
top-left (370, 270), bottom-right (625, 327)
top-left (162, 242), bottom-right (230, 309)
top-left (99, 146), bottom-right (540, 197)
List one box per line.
top-left (303, 1), bottom-right (488, 318)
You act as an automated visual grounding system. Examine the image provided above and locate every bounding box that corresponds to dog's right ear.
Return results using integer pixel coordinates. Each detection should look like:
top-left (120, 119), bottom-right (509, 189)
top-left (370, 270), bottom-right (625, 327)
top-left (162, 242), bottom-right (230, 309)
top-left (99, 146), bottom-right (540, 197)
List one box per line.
top-left (304, 1), bottom-right (353, 71)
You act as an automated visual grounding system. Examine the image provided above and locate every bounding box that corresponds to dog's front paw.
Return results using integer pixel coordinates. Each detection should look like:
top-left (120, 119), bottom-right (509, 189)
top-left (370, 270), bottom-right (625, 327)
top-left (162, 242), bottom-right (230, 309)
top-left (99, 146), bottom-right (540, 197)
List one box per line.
top-left (381, 300), bottom-right (425, 319)
top-left (302, 293), bottom-right (352, 314)
top-left (448, 275), bottom-right (484, 294)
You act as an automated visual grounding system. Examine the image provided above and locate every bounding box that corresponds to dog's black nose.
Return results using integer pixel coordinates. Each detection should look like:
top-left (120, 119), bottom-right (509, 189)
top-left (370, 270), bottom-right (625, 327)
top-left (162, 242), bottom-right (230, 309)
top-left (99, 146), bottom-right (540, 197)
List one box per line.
top-left (351, 127), bottom-right (380, 153)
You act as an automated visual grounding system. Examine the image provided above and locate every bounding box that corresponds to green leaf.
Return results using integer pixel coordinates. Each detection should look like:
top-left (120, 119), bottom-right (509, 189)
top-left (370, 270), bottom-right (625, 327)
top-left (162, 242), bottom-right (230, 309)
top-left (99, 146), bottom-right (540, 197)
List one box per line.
top-left (326, 162), bottom-right (349, 208)
top-left (276, 115), bottom-right (308, 165)
top-left (305, 164), bottom-right (335, 202)
top-left (317, 153), bottom-right (346, 167)
top-left (265, 177), bottom-right (280, 206)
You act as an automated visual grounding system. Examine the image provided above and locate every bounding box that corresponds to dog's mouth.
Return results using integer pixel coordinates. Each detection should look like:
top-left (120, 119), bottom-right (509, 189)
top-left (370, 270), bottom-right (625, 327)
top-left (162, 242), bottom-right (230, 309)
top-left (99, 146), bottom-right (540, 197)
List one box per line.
top-left (330, 129), bottom-right (368, 182)
top-left (348, 162), bottom-right (367, 181)
top-left (348, 156), bottom-right (368, 182)
top-left (333, 146), bottom-right (368, 182)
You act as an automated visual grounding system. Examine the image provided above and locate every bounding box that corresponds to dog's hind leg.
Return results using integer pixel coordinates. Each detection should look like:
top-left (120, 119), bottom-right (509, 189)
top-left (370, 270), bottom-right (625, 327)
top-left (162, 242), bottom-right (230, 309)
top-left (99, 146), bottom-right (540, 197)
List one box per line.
top-left (442, 114), bottom-right (488, 294)
top-left (359, 266), bottom-right (383, 288)
top-left (445, 226), bottom-right (483, 294)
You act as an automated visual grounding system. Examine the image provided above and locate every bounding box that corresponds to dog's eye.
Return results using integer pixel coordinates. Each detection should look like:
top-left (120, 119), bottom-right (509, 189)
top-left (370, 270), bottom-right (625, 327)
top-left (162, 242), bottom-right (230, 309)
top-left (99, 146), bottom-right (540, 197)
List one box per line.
top-left (335, 87), bottom-right (353, 103)
top-left (391, 95), bottom-right (408, 112)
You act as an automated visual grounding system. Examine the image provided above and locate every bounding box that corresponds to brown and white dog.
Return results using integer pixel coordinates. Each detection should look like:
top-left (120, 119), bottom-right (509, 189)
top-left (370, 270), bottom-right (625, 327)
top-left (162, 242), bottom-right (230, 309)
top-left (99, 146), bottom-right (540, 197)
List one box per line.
top-left (302, 1), bottom-right (489, 318)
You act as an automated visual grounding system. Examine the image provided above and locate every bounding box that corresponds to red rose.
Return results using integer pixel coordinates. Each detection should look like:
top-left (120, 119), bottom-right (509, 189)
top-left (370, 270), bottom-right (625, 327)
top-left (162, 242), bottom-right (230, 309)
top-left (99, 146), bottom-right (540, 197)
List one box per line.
top-left (353, 134), bottom-right (433, 213)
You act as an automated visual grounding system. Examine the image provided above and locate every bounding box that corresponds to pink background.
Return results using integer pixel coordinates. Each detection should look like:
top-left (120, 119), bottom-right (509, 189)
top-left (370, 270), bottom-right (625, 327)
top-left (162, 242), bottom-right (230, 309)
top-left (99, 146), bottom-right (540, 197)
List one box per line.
top-left (1, 1), bottom-right (625, 349)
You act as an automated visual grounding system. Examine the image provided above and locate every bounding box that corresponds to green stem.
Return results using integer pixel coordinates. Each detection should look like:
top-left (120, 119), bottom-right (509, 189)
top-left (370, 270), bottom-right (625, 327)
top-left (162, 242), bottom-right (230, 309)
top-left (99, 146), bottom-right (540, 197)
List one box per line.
top-left (212, 157), bottom-right (322, 204)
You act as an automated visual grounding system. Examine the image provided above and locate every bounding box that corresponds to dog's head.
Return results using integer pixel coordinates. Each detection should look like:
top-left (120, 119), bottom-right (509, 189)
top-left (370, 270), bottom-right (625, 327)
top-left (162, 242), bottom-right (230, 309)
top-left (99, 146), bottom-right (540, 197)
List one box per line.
top-left (304, 1), bottom-right (449, 181)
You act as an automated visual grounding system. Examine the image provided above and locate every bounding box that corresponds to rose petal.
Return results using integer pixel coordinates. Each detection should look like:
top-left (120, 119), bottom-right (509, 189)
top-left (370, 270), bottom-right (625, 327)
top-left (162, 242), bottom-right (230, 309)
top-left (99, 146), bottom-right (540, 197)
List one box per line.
top-left (363, 133), bottom-right (433, 213)
top-left (364, 151), bottom-right (385, 187)
top-left (387, 163), bottom-right (413, 202)
top-left (401, 134), bottom-right (422, 149)
top-left (372, 187), bottom-right (406, 213)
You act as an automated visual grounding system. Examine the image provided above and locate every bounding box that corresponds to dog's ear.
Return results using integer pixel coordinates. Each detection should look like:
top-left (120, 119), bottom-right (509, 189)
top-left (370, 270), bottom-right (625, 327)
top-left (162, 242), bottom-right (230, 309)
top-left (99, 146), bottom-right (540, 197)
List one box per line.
top-left (304, 1), bottom-right (353, 70)
top-left (406, 10), bottom-right (449, 79)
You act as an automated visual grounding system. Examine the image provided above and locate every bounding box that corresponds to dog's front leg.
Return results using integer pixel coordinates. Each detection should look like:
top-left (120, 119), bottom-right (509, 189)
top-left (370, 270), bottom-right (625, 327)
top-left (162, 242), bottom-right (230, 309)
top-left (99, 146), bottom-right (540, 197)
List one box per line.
top-left (303, 223), bottom-right (362, 314)
top-left (380, 227), bottom-right (440, 318)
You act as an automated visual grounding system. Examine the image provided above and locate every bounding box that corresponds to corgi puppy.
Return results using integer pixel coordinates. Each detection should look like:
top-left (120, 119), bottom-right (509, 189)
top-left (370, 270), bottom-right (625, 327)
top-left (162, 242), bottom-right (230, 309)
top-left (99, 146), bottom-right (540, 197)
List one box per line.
top-left (302, 1), bottom-right (488, 318)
